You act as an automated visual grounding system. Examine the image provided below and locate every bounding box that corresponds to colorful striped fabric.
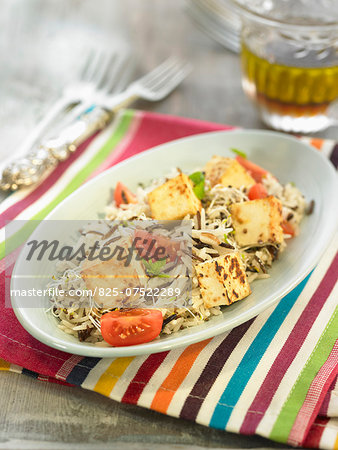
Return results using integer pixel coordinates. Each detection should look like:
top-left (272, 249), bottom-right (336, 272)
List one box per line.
top-left (0, 110), bottom-right (337, 449)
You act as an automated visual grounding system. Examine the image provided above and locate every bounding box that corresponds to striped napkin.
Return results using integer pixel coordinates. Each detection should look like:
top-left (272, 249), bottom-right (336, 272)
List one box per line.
top-left (0, 110), bottom-right (337, 449)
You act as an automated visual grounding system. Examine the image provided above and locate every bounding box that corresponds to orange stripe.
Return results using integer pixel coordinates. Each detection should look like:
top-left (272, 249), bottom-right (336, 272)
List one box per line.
top-left (0, 359), bottom-right (10, 370)
top-left (151, 339), bottom-right (211, 414)
top-left (310, 138), bottom-right (324, 150)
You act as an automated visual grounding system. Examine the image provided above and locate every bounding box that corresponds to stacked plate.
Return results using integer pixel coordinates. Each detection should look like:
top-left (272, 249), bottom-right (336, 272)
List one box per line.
top-left (185, 0), bottom-right (241, 53)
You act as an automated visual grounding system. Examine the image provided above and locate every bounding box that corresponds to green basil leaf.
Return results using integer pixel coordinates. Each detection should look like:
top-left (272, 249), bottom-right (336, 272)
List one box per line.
top-left (189, 172), bottom-right (205, 200)
top-left (193, 181), bottom-right (205, 200)
top-left (189, 171), bottom-right (204, 185)
top-left (142, 258), bottom-right (167, 276)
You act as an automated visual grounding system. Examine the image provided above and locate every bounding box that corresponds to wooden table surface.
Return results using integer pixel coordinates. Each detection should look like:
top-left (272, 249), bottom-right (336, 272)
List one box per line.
top-left (1, 1), bottom-right (336, 449)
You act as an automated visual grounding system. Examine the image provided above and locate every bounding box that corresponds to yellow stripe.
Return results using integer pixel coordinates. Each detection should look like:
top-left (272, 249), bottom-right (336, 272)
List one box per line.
top-left (93, 357), bottom-right (134, 396)
top-left (333, 432), bottom-right (338, 450)
top-left (0, 359), bottom-right (10, 370)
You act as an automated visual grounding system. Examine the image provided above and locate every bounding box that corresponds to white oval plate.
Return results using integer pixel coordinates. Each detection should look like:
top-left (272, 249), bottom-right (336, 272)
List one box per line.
top-left (11, 130), bottom-right (337, 357)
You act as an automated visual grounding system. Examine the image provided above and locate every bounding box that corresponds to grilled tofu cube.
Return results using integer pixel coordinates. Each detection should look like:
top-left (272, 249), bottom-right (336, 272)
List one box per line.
top-left (81, 236), bottom-right (145, 308)
top-left (148, 173), bottom-right (201, 220)
top-left (205, 156), bottom-right (255, 188)
top-left (196, 252), bottom-right (251, 308)
top-left (205, 156), bottom-right (231, 186)
top-left (230, 196), bottom-right (284, 247)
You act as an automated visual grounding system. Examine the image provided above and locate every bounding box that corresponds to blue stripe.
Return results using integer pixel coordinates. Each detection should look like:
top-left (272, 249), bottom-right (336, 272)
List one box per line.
top-left (66, 357), bottom-right (101, 385)
top-left (209, 274), bottom-right (310, 430)
top-left (80, 104), bottom-right (96, 116)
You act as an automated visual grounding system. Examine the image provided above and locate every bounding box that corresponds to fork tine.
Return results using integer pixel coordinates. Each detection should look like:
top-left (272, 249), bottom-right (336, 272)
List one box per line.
top-left (90, 51), bottom-right (116, 87)
top-left (104, 54), bottom-right (133, 94)
top-left (80, 48), bottom-right (96, 80)
top-left (153, 63), bottom-right (192, 96)
top-left (142, 60), bottom-right (191, 91)
top-left (136, 57), bottom-right (180, 87)
top-left (81, 50), bottom-right (101, 82)
top-left (140, 61), bottom-right (179, 89)
top-left (82, 49), bottom-right (106, 83)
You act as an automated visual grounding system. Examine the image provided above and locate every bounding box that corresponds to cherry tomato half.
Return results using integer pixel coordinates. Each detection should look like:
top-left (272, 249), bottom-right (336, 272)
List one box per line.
top-left (248, 183), bottom-right (268, 200)
top-left (114, 182), bottom-right (137, 207)
top-left (133, 229), bottom-right (180, 262)
top-left (236, 156), bottom-right (268, 183)
top-left (281, 220), bottom-right (295, 237)
top-left (100, 309), bottom-right (163, 347)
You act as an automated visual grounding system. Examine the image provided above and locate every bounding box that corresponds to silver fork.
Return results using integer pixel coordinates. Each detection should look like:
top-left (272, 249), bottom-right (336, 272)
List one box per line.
top-left (43, 57), bottom-right (192, 158)
top-left (101, 57), bottom-right (192, 110)
top-left (1, 57), bottom-right (191, 191)
top-left (43, 57), bottom-right (191, 152)
top-left (56, 48), bottom-right (135, 129)
top-left (0, 47), bottom-right (133, 174)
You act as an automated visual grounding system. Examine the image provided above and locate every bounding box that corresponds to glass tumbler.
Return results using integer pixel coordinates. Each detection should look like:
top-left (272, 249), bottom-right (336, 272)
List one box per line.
top-left (228, 0), bottom-right (338, 133)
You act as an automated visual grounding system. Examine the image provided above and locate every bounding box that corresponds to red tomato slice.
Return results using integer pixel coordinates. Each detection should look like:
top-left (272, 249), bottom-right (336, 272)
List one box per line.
top-left (248, 183), bottom-right (268, 200)
top-left (114, 182), bottom-right (137, 207)
top-left (100, 309), bottom-right (163, 346)
top-left (133, 229), bottom-right (180, 262)
top-left (281, 220), bottom-right (295, 236)
top-left (236, 156), bottom-right (268, 183)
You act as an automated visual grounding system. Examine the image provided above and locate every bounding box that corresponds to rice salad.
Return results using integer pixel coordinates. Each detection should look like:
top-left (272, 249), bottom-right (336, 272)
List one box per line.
top-left (48, 152), bottom-right (310, 347)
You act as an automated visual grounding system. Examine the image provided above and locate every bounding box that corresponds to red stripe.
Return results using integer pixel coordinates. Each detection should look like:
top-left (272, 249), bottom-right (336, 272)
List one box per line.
top-left (0, 133), bottom-right (98, 226)
top-left (55, 355), bottom-right (84, 381)
top-left (302, 417), bottom-right (329, 448)
top-left (318, 375), bottom-right (337, 416)
top-left (288, 341), bottom-right (338, 446)
top-left (240, 252), bottom-right (338, 435)
top-left (121, 351), bottom-right (169, 404)
top-left (179, 319), bottom-right (254, 421)
top-left (44, 377), bottom-right (73, 386)
top-left (0, 262), bottom-right (73, 375)
top-left (111, 110), bottom-right (232, 166)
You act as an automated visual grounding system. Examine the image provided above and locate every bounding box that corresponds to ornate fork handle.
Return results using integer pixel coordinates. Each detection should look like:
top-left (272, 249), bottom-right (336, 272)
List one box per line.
top-left (0, 106), bottom-right (112, 191)
top-left (1, 57), bottom-right (190, 192)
